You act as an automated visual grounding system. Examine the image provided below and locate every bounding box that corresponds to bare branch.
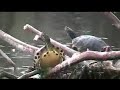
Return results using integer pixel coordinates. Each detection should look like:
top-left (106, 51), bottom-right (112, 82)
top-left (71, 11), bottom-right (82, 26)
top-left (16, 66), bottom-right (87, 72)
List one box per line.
top-left (104, 12), bottom-right (120, 29)
top-left (45, 51), bottom-right (120, 77)
top-left (0, 30), bottom-right (39, 55)
top-left (0, 71), bottom-right (18, 79)
top-left (23, 24), bottom-right (77, 57)
top-left (0, 49), bottom-right (16, 68)
top-left (18, 69), bottom-right (39, 79)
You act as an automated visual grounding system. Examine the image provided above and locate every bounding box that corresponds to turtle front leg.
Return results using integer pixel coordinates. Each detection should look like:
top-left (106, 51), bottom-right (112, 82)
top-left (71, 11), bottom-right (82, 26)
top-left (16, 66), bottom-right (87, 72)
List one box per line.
top-left (101, 46), bottom-right (112, 52)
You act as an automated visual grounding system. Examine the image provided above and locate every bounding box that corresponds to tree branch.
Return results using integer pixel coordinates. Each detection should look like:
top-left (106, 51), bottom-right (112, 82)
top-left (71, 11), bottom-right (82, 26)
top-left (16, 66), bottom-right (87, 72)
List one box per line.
top-left (0, 30), bottom-right (39, 55)
top-left (0, 71), bottom-right (18, 79)
top-left (17, 69), bottom-right (39, 79)
top-left (104, 12), bottom-right (120, 29)
top-left (23, 24), bottom-right (77, 57)
top-left (0, 49), bottom-right (16, 69)
top-left (45, 51), bottom-right (120, 78)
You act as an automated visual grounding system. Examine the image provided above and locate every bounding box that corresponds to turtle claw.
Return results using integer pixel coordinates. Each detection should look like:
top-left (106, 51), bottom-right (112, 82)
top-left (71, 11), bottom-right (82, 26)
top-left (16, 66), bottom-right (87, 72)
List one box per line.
top-left (101, 46), bottom-right (112, 52)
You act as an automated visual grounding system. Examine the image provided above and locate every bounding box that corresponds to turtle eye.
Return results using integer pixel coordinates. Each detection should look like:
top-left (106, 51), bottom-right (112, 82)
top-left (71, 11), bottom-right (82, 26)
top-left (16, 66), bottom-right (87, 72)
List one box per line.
top-left (46, 52), bottom-right (49, 54)
top-left (34, 56), bottom-right (37, 59)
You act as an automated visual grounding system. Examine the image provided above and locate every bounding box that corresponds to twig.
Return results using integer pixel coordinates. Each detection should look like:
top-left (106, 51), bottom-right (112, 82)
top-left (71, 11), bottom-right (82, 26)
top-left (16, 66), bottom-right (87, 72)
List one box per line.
top-left (104, 12), bottom-right (120, 29)
top-left (23, 24), bottom-right (77, 57)
top-left (18, 69), bottom-right (39, 79)
top-left (0, 49), bottom-right (16, 68)
top-left (0, 71), bottom-right (18, 79)
top-left (0, 30), bottom-right (39, 55)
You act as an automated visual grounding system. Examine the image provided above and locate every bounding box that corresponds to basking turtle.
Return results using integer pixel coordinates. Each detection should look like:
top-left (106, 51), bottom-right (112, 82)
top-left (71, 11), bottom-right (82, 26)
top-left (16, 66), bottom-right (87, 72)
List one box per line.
top-left (34, 33), bottom-right (64, 70)
top-left (65, 26), bottom-right (112, 52)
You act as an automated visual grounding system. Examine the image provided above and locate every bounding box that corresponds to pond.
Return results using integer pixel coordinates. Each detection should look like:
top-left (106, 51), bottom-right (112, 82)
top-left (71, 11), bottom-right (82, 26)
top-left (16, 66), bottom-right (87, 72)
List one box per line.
top-left (0, 12), bottom-right (120, 76)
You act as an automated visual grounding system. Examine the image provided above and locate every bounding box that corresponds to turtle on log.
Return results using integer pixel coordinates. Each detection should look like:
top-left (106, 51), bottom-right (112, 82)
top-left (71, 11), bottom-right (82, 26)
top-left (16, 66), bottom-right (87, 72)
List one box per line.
top-left (33, 33), bottom-right (65, 70)
top-left (65, 26), bottom-right (112, 52)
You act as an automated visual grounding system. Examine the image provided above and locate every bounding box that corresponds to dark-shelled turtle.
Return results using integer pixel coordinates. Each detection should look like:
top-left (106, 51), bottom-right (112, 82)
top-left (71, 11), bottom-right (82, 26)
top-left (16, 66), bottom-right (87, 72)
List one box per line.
top-left (34, 33), bottom-right (64, 70)
top-left (65, 26), bottom-right (112, 52)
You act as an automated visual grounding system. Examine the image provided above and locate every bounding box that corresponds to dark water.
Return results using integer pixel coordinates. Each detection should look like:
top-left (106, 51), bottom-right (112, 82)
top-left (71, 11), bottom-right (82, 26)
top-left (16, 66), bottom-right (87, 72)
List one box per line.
top-left (0, 12), bottom-right (120, 71)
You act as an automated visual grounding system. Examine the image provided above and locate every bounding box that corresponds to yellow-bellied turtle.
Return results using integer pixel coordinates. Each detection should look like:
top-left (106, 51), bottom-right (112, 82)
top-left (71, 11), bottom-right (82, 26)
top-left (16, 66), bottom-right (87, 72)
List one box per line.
top-left (34, 33), bottom-right (64, 70)
top-left (65, 26), bottom-right (112, 52)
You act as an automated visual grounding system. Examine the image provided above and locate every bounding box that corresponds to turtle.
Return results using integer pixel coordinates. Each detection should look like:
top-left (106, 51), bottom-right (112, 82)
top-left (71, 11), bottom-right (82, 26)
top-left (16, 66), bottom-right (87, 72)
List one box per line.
top-left (65, 26), bottom-right (112, 52)
top-left (33, 33), bottom-right (64, 70)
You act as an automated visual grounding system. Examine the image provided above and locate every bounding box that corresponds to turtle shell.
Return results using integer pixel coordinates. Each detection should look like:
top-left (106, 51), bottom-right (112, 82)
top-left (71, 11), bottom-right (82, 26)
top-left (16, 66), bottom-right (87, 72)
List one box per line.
top-left (65, 26), bottom-right (111, 52)
top-left (72, 35), bottom-right (109, 52)
top-left (34, 45), bottom-right (64, 69)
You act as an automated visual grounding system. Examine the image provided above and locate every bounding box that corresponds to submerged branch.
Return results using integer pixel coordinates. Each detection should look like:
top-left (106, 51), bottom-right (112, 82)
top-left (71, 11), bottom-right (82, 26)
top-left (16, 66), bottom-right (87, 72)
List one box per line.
top-left (23, 24), bottom-right (77, 57)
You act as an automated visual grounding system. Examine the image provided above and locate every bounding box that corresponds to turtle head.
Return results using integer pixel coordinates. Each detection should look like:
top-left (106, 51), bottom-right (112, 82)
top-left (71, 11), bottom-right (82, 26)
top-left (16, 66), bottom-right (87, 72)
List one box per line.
top-left (41, 33), bottom-right (53, 50)
top-left (65, 26), bottom-right (77, 39)
top-left (41, 33), bottom-right (50, 44)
